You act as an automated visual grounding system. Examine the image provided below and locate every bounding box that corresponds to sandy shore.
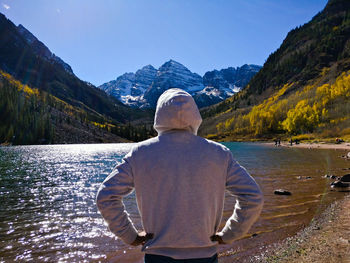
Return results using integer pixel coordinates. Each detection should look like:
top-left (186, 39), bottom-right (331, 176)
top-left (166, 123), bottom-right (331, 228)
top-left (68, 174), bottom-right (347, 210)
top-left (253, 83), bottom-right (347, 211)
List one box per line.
top-left (252, 194), bottom-right (350, 263)
top-left (264, 142), bottom-right (350, 150)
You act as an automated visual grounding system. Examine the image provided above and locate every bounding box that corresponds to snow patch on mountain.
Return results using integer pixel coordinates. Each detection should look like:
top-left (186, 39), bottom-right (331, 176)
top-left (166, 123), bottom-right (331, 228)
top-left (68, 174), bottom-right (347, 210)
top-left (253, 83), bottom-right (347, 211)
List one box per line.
top-left (99, 65), bottom-right (157, 107)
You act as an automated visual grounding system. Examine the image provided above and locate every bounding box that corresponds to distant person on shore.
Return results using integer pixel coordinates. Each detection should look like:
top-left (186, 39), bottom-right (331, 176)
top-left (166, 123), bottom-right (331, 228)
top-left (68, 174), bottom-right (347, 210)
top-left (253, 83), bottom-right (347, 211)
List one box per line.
top-left (96, 88), bottom-right (264, 263)
top-left (275, 139), bottom-right (281, 146)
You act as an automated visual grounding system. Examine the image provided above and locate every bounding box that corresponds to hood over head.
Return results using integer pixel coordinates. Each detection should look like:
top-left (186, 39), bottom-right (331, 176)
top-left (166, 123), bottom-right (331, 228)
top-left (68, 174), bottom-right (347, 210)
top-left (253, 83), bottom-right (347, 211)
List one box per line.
top-left (154, 88), bottom-right (202, 135)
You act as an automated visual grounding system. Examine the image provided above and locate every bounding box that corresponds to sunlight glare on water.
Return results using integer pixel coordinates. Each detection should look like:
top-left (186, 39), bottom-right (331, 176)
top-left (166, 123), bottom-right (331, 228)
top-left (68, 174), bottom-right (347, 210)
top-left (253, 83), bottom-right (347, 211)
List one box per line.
top-left (0, 143), bottom-right (135, 262)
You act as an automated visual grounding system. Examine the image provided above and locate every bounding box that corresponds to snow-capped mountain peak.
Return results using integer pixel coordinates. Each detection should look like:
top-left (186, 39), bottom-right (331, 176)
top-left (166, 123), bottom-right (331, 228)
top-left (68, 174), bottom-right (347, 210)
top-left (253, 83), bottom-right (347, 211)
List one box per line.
top-left (141, 60), bottom-right (205, 107)
top-left (98, 61), bottom-right (261, 108)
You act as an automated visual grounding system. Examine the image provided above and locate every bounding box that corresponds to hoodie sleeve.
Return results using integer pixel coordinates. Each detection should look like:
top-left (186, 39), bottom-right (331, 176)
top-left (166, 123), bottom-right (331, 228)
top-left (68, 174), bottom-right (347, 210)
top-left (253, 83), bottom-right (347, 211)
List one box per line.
top-left (220, 152), bottom-right (264, 243)
top-left (96, 152), bottom-right (138, 244)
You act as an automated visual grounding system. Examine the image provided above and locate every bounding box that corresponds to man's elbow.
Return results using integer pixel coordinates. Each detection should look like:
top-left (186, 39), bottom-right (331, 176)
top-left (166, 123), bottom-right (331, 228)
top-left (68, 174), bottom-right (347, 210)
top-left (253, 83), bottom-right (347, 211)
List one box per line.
top-left (95, 185), bottom-right (107, 212)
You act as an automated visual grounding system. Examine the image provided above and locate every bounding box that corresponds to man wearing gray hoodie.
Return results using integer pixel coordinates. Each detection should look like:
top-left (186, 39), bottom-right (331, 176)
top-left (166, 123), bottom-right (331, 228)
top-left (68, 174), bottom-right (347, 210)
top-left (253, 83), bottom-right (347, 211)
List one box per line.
top-left (96, 88), bottom-right (264, 263)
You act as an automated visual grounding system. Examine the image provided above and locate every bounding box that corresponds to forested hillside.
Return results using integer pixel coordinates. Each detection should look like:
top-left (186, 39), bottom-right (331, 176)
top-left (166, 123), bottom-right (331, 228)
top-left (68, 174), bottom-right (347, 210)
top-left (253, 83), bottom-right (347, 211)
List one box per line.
top-left (0, 71), bottom-right (155, 145)
top-left (199, 0), bottom-right (350, 142)
top-left (0, 13), bottom-right (155, 145)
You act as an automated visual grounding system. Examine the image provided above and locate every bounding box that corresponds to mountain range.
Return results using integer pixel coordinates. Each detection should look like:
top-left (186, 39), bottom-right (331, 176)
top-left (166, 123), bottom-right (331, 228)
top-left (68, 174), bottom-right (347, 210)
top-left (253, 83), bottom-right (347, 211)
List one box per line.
top-left (98, 60), bottom-right (261, 108)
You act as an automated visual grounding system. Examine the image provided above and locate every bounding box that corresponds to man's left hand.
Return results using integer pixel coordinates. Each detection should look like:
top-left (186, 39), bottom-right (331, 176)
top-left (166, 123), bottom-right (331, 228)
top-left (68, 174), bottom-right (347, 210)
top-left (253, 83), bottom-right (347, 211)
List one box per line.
top-left (210, 233), bottom-right (225, 244)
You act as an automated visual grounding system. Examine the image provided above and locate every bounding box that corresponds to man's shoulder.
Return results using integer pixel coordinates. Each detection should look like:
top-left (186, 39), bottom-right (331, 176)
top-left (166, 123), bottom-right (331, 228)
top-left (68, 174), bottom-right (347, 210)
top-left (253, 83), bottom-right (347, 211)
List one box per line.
top-left (198, 137), bottom-right (231, 153)
top-left (131, 137), bottom-right (160, 152)
top-left (130, 135), bottom-right (230, 155)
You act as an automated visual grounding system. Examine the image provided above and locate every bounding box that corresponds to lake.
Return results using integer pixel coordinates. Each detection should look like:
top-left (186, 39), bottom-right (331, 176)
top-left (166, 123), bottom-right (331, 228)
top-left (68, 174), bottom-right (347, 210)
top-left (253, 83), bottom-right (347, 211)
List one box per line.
top-left (0, 143), bottom-right (348, 262)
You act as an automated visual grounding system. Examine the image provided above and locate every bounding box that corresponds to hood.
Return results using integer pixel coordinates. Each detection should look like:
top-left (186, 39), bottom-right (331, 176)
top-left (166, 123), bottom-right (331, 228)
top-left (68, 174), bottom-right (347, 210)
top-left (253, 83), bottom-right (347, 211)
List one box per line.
top-left (154, 88), bottom-right (202, 135)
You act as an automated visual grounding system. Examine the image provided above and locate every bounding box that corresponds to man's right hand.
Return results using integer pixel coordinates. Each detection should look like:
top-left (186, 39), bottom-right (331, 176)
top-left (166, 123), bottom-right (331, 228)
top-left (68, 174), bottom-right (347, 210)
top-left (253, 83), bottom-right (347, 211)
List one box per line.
top-left (210, 233), bottom-right (225, 244)
top-left (130, 231), bottom-right (154, 246)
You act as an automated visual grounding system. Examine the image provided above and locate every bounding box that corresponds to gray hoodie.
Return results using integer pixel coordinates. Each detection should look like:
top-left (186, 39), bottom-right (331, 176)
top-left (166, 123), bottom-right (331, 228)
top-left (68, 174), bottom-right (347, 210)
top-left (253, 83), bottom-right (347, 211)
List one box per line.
top-left (96, 88), bottom-right (263, 259)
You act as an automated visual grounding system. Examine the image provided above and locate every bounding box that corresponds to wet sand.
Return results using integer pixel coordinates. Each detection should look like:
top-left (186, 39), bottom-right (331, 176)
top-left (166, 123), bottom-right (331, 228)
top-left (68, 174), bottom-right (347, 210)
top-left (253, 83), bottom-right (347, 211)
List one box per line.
top-left (253, 194), bottom-right (350, 263)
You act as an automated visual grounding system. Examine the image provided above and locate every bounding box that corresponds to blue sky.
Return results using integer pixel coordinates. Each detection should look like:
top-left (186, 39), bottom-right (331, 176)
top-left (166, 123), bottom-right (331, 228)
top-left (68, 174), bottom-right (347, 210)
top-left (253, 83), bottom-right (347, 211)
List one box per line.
top-left (2, 0), bottom-right (327, 86)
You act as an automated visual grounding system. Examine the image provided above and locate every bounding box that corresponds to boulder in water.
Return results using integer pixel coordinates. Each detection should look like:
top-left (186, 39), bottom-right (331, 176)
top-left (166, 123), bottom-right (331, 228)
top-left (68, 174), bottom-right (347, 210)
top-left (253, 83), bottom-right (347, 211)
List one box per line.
top-left (331, 180), bottom-right (350, 188)
top-left (274, 189), bottom-right (292, 195)
top-left (340, 174), bottom-right (350, 182)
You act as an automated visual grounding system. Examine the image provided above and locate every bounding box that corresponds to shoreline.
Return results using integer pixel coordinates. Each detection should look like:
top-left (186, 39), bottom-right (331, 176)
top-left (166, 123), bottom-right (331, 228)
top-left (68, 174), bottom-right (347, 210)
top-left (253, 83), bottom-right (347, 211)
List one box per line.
top-left (252, 194), bottom-right (350, 263)
top-left (2, 140), bottom-right (350, 151)
top-left (263, 141), bottom-right (350, 150)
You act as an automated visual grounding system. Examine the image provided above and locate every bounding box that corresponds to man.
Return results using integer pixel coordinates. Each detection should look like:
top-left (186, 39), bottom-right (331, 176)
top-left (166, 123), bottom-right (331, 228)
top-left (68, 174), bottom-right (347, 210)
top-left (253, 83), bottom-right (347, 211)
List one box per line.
top-left (96, 88), bottom-right (264, 263)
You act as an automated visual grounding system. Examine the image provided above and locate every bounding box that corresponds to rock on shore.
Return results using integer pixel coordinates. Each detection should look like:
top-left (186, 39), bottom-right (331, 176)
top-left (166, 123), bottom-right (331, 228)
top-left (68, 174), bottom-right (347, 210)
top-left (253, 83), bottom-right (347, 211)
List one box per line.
top-left (274, 189), bottom-right (292, 195)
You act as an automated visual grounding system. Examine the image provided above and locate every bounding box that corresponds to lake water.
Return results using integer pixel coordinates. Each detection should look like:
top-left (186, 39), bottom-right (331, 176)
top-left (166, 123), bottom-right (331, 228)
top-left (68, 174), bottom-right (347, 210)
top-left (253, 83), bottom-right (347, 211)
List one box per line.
top-left (0, 143), bottom-right (348, 262)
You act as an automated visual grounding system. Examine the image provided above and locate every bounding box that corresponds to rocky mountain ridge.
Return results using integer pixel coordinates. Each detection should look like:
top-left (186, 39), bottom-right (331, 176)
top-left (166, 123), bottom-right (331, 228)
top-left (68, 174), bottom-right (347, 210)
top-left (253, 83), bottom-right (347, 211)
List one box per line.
top-left (99, 60), bottom-right (261, 108)
top-left (17, 24), bottom-right (73, 75)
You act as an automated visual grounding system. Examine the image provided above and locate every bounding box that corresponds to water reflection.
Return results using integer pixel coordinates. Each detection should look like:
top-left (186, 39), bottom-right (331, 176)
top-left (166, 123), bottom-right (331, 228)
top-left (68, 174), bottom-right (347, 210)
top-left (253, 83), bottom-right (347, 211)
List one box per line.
top-left (0, 143), bottom-right (348, 262)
